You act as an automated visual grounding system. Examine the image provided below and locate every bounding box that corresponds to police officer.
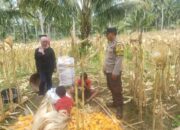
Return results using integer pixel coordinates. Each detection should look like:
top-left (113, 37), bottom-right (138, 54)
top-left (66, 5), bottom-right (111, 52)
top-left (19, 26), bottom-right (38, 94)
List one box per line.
top-left (103, 27), bottom-right (124, 119)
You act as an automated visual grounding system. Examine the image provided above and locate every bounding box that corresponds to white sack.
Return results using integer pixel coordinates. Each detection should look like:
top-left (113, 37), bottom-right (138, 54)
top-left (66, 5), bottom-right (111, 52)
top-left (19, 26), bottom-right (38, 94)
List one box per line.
top-left (57, 56), bottom-right (75, 87)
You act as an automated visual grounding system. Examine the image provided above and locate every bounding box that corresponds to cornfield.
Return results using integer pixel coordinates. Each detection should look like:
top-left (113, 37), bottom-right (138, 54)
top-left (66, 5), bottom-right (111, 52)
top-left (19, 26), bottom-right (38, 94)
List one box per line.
top-left (0, 29), bottom-right (180, 130)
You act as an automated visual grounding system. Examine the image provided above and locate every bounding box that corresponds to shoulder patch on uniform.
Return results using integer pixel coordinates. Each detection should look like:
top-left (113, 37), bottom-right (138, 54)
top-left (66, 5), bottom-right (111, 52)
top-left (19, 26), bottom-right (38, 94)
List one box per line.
top-left (115, 43), bottom-right (124, 56)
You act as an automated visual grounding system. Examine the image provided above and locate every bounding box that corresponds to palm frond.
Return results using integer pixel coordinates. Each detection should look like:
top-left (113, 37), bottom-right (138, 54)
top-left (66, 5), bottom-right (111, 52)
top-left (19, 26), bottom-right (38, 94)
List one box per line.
top-left (94, 0), bottom-right (140, 29)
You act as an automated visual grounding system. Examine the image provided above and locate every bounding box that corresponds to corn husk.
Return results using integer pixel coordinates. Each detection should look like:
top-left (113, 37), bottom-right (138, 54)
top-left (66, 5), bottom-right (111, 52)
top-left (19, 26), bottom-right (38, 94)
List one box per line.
top-left (33, 111), bottom-right (69, 130)
top-left (32, 96), bottom-right (69, 130)
top-left (0, 43), bottom-right (4, 49)
top-left (152, 49), bottom-right (167, 68)
top-left (4, 36), bottom-right (13, 48)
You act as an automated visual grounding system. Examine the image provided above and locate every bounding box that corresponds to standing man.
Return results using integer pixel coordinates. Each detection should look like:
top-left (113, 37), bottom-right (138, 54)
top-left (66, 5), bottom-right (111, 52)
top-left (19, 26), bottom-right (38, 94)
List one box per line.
top-left (103, 27), bottom-right (124, 119)
top-left (35, 36), bottom-right (56, 95)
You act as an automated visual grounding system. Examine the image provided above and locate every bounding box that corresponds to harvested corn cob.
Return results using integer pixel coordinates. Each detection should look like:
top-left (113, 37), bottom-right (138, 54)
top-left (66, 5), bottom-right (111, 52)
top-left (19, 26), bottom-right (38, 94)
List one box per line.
top-left (9, 115), bottom-right (33, 130)
top-left (68, 108), bottom-right (123, 130)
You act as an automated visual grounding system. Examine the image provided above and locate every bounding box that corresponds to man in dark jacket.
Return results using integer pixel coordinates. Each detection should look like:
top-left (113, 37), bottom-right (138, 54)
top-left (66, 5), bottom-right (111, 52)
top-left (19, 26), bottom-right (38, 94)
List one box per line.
top-left (35, 36), bottom-right (56, 95)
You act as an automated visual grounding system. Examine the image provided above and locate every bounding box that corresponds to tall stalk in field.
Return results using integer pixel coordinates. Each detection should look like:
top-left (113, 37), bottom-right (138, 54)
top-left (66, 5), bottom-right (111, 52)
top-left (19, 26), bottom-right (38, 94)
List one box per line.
top-left (175, 48), bottom-right (180, 90)
top-left (98, 36), bottom-right (105, 85)
top-left (2, 42), bottom-right (7, 82)
top-left (71, 18), bottom-right (76, 54)
top-left (0, 92), bottom-right (4, 121)
top-left (74, 83), bottom-right (80, 130)
top-left (152, 45), bottom-right (167, 130)
top-left (80, 58), bottom-right (85, 130)
top-left (4, 37), bottom-right (16, 83)
top-left (131, 32), bottom-right (145, 121)
top-left (4, 36), bottom-right (21, 105)
top-left (80, 0), bottom-right (91, 40)
top-left (4, 37), bottom-right (16, 109)
top-left (165, 44), bottom-right (172, 97)
top-left (152, 66), bottom-right (164, 130)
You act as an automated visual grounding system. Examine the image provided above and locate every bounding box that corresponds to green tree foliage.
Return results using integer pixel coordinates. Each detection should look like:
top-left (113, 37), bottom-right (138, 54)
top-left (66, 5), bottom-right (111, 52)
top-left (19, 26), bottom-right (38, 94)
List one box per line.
top-left (0, 0), bottom-right (179, 41)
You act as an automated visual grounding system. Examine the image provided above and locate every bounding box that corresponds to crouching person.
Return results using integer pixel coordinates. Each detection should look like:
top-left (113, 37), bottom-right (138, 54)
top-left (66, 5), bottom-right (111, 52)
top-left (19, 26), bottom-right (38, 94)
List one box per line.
top-left (54, 86), bottom-right (74, 114)
top-left (77, 72), bottom-right (98, 103)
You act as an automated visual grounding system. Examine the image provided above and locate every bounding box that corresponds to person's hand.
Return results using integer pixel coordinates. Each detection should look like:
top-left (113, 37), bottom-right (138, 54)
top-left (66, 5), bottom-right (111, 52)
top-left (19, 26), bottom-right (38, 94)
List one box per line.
top-left (38, 47), bottom-right (45, 55)
top-left (46, 43), bottom-right (50, 48)
top-left (112, 74), bottom-right (117, 80)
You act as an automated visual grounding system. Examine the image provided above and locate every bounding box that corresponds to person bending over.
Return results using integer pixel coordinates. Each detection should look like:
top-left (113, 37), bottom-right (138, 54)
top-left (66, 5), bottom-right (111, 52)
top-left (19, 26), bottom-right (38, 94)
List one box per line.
top-left (77, 72), bottom-right (98, 102)
top-left (54, 86), bottom-right (74, 114)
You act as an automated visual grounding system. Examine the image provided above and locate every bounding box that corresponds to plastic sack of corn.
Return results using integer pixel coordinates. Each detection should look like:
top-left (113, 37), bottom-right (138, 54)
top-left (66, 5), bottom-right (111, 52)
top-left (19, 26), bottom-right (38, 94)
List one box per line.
top-left (57, 56), bottom-right (75, 87)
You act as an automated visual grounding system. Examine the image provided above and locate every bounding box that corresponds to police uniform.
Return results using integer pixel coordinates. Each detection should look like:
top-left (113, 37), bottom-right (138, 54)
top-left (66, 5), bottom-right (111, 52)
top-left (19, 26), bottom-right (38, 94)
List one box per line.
top-left (104, 41), bottom-right (123, 75)
top-left (104, 28), bottom-right (124, 117)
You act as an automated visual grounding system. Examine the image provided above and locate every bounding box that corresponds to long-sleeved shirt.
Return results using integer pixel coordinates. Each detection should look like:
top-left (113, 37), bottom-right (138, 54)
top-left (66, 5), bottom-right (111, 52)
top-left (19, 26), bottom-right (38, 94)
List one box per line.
top-left (35, 47), bottom-right (56, 73)
top-left (104, 41), bottom-right (123, 75)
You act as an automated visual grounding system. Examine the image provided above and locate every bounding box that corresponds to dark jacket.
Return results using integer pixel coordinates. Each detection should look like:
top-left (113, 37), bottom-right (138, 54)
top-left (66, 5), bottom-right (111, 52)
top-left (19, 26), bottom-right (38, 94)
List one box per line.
top-left (35, 47), bottom-right (56, 73)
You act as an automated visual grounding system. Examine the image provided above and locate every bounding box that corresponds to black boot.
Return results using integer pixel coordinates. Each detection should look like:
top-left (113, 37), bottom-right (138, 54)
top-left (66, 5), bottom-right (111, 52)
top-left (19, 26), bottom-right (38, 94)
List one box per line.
top-left (116, 107), bottom-right (123, 119)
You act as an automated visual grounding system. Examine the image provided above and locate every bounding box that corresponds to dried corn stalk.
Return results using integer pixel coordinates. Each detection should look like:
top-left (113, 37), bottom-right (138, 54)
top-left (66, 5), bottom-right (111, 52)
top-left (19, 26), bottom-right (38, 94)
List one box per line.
top-left (0, 93), bottom-right (4, 122)
top-left (32, 96), bottom-right (69, 130)
top-left (175, 48), bottom-right (180, 89)
top-left (130, 32), bottom-right (146, 121)
top-left (4, 36), bottom-right (13, 48)
top-left (152, 45), bottom-right (168, 130)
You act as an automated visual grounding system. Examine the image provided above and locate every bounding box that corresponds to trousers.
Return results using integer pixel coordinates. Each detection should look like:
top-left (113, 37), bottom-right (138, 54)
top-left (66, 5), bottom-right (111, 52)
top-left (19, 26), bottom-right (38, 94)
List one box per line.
top-left (39, 71), bottom-right (53, 95)
top-left (106, 73), bottom-right (123, 108)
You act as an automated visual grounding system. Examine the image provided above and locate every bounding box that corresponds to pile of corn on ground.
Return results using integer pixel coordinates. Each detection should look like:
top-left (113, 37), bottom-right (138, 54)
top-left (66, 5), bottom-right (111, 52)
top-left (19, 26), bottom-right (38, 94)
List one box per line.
top-left (68, 108), bottom-right (122, 130)
top-left (9, 114), bottom-right (33, 130)
top-left (9, 108), bottom-right (122, 130)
